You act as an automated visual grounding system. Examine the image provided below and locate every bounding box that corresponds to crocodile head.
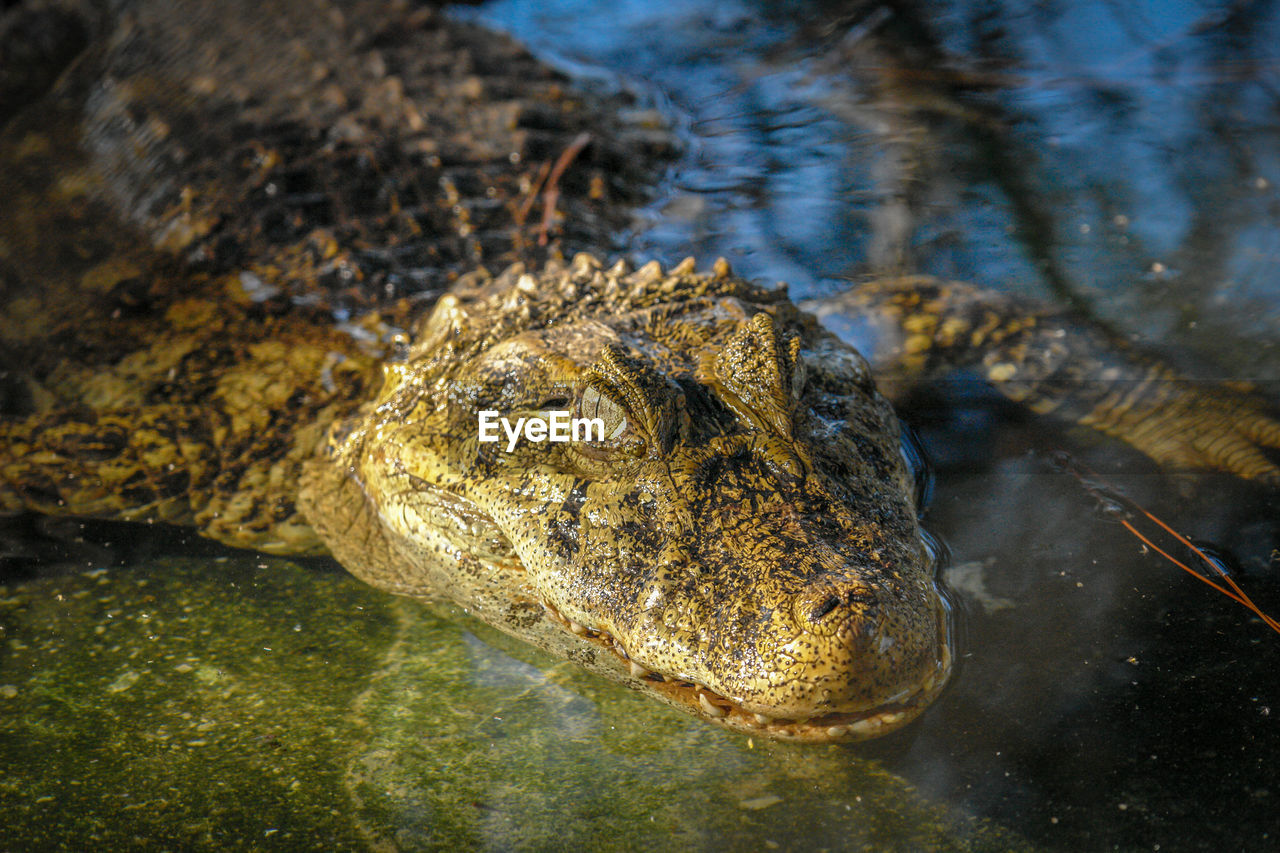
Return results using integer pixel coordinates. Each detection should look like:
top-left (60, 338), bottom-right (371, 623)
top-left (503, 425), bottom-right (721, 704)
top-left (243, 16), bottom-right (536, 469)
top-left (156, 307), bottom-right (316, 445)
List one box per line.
top-left (300, 255), bottom-right (952, 741)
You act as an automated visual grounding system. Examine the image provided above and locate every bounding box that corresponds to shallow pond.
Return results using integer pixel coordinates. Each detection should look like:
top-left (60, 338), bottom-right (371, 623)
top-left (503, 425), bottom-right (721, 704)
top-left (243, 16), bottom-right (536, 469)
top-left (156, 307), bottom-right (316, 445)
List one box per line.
top-left (4, 0), bottom-right (1280, 850)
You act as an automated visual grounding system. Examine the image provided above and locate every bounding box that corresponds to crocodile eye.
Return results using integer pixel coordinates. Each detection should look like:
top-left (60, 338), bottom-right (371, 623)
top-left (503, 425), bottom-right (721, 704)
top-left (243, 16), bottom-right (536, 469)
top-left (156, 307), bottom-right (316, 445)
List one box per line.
top-left (579, 386), bottom-right (629, 442)
top-left (566, 386), bottom-right (647, 469)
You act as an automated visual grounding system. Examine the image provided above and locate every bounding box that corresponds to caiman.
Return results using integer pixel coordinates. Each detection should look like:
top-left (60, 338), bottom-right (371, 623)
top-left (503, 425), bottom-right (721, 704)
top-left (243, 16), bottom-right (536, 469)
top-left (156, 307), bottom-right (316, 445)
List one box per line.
top-left (3, 0), bottom-right (1279, 742)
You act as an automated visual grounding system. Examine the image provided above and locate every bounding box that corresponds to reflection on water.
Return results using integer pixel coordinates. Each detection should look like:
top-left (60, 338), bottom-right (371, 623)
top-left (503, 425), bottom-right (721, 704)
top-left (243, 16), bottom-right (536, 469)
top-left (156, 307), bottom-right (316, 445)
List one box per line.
top-left (462, 0), bottom-right (1280, 372)
top-left (459, 0), bottom-right (884, 293)
top-left (4, 0), bottom-right (1280, 849)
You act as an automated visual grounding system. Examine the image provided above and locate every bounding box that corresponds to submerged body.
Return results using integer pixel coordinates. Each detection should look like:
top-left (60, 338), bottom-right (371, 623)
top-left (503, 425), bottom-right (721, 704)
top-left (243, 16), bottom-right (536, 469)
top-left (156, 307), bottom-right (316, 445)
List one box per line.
top-left (3, 0), bottom-right (1279, 742)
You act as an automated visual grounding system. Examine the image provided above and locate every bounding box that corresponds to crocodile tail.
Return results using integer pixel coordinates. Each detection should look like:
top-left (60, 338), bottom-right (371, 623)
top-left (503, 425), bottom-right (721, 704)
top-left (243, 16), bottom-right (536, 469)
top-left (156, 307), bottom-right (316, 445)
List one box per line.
top-left (808, 276), bottom-right (1280, 484)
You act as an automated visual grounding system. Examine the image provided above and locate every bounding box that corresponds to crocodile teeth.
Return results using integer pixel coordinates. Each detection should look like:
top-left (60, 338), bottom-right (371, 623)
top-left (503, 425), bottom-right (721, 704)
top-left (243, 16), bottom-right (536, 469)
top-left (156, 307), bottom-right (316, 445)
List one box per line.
top-left (847, 711), bottom-right (907, 738)
top-left (825, 725), bottom-right (849, 738)
top-left (697, 692), bottom-right (727, 718)
top-left (607, 258), bottom-right (632, 277)
top-left (568, 620), bottom-right (588, 635)
top-left (629, 660), bottom-right (650, 678)
top-left (712, 257), bottom-right (732, 279)
top-left (753, 713), bottom-right (773, 725)
top-left (672, 256), bottom-right (697, 276)
top-left (848, 718), bottom-right (880, 737)
top-left (921, 669), bottom-right (939, 693)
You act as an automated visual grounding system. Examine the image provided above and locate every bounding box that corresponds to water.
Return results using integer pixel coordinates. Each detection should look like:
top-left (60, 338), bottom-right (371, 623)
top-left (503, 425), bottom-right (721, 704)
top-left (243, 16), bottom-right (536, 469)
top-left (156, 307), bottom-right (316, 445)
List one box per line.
top-left (458, 0), bottom-right (1280, 365)
top-left (422, 0), bottom-right (1280, 847)
top-left (4, 0), bottom-right (1280, 849)
top-left (461, 0), bottom-right (874, 294)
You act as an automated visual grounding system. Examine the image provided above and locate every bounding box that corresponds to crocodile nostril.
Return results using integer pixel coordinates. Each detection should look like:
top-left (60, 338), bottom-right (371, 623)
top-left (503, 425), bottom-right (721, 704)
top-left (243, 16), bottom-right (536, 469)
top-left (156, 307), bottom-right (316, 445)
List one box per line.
top-left (803, 585), bottom-right (877, 625)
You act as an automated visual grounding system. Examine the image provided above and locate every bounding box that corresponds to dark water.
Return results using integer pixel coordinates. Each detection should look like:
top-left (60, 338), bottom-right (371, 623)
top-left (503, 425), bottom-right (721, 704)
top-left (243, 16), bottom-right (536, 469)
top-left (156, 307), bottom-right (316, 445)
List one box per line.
top-left (4, 0), bottom-right (1280, 850)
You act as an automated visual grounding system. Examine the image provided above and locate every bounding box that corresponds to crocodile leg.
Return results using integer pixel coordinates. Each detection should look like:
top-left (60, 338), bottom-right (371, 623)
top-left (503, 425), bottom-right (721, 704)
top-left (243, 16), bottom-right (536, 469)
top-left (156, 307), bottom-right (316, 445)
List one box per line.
top-left (806, 276), bottom-right (1280, 484)
top-left (0, 405), bottom-right (218, 527)
top-left (0, 397), bottom-right (346, 557)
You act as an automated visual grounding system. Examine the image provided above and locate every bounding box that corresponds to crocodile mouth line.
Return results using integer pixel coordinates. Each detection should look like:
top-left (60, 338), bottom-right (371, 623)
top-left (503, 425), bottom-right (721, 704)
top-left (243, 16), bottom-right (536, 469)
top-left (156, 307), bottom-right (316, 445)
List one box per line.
top-left (538, 598), bottom-right (954, 742)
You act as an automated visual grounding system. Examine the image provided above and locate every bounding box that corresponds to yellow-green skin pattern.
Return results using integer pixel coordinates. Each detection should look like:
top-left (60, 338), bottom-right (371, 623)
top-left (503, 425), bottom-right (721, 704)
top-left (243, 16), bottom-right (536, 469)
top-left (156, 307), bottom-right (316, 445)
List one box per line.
top-left (300, 254), bottom-right (952, 741)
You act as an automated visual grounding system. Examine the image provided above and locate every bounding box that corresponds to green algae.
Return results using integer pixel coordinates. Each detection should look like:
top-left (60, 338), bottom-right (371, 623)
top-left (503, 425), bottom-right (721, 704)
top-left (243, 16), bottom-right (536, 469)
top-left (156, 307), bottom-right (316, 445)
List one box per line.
top-left (0, 555), bottom-right (1029, 851)
top-left (0, 557), bottom-right (395, 850)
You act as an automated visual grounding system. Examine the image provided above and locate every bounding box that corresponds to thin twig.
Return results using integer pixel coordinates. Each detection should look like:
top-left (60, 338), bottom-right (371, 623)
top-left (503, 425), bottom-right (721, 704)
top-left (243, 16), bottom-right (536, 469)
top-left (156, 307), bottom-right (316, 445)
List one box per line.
top-left (1057, 452), bottom-right (1280, 635)
top-left (538, 132), bottom-right (592, 246)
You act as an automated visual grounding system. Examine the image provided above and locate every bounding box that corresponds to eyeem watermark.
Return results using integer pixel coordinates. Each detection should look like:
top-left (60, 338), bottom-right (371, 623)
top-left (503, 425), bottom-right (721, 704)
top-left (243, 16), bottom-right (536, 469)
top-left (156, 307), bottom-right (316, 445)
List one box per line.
top-left (478, 411), bottom-right (605, 452)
